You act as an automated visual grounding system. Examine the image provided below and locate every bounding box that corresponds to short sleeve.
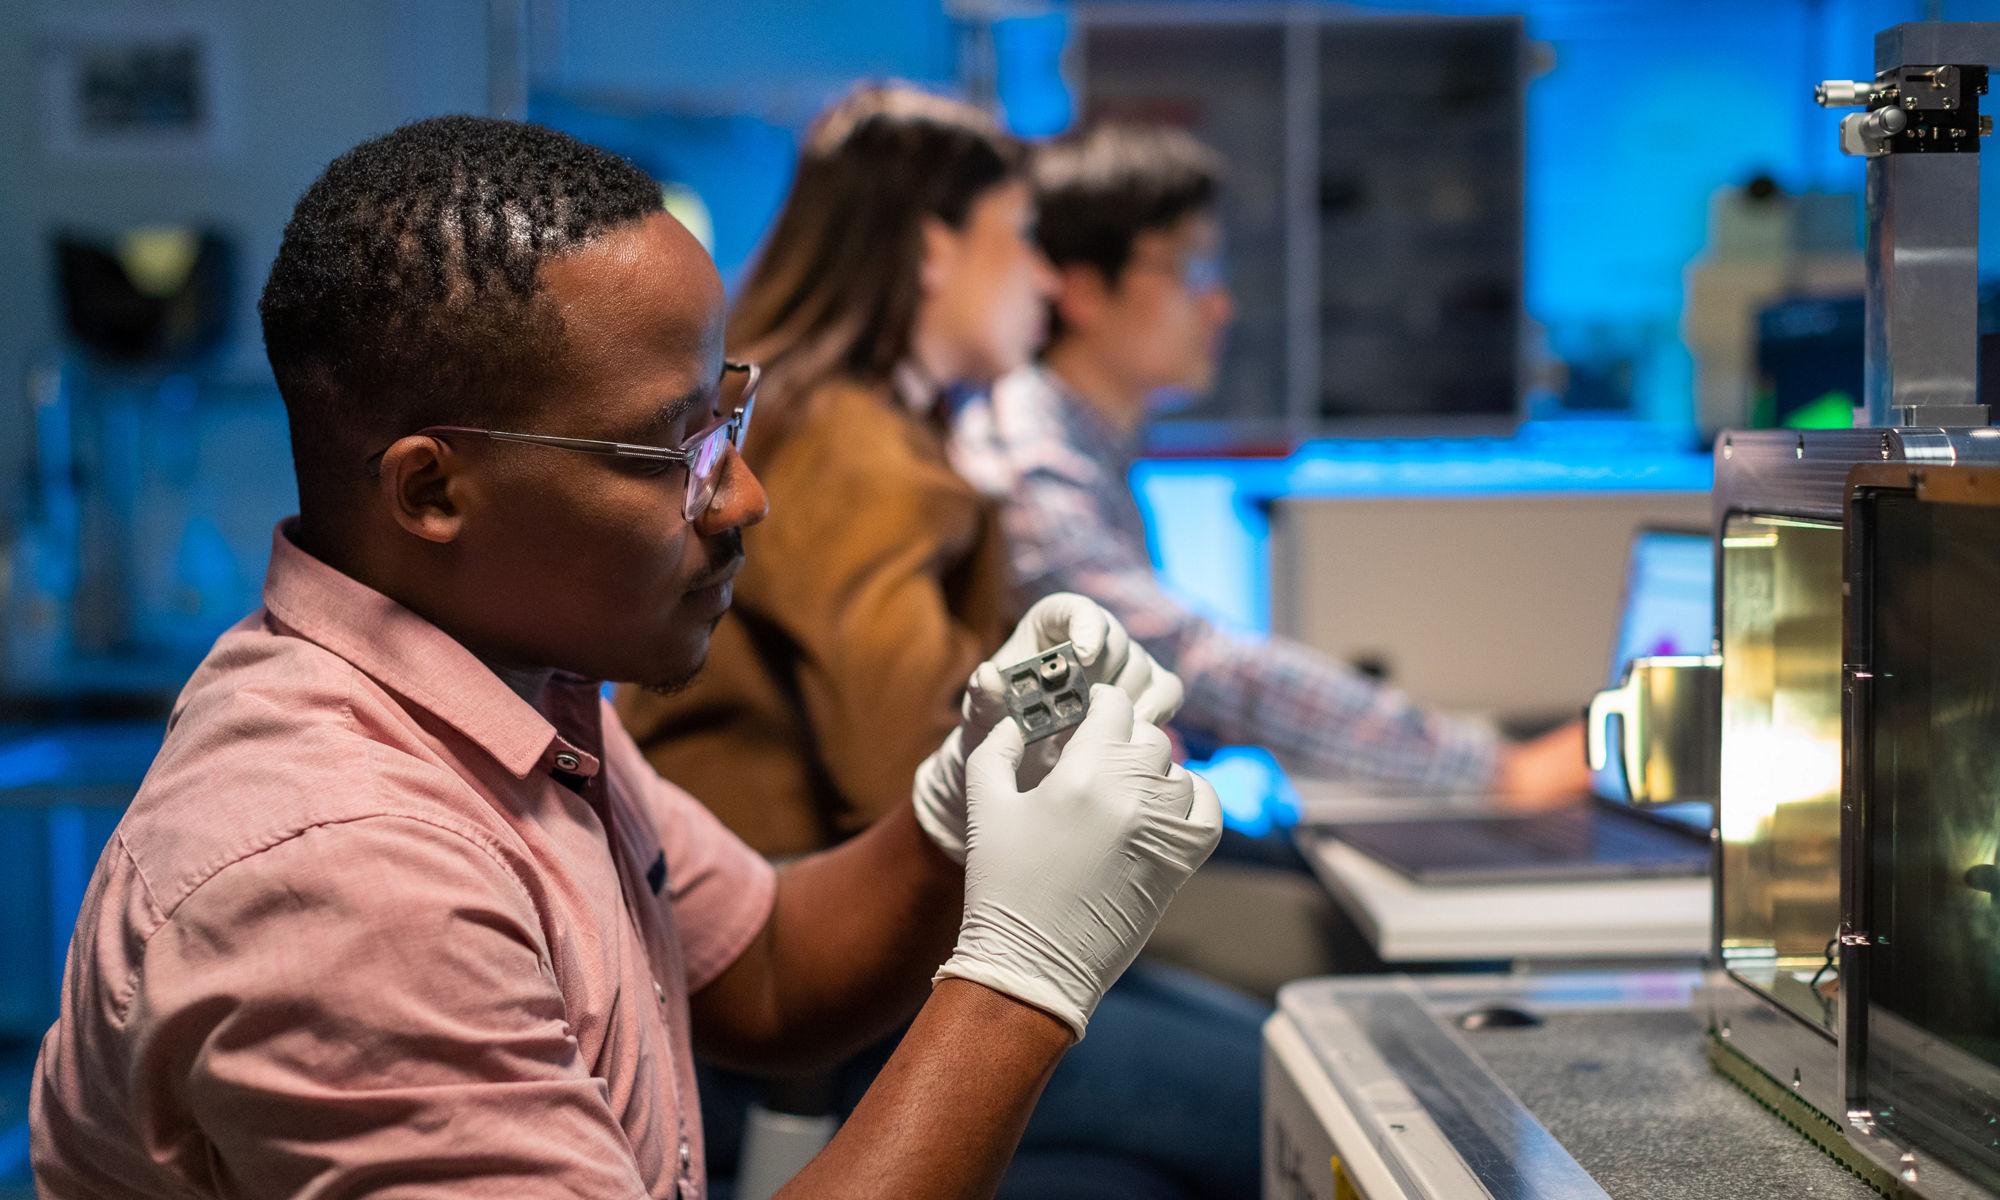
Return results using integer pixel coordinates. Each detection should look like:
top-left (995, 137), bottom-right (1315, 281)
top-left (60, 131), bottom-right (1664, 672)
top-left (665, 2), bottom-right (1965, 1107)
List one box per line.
top-left (599, 704), bottom-right (777, 992)
top-left (136, 816), bottom-right (649, 1200)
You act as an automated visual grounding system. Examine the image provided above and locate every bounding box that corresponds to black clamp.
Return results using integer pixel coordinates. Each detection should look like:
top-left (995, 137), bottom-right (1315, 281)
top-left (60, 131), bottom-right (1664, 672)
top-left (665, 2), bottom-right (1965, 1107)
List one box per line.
top-left (1819, 65), bottom-right (1990, 156)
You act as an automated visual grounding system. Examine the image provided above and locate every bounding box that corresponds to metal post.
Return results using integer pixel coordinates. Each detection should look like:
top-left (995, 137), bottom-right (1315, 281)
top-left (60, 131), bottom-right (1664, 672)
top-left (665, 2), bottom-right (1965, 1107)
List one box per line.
top-left (1864, 151), bottom-right (1982, 424)
top-left (1826, 24), bottom-right (2000, 425)
top-left (1867, 24), bottom-right (2000, 425)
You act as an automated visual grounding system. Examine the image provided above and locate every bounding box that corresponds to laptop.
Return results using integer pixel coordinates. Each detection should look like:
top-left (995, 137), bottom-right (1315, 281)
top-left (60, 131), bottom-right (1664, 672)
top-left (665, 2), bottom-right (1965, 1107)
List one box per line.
top-left (1320, 527), bottom-right (1715, 885)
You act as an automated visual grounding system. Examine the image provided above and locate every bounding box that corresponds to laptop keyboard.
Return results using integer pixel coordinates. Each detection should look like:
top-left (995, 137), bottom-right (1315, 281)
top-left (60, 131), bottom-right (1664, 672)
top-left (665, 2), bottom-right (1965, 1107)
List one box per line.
top-left (1328, 806), bottom-right (1710, 879)
top-left (1482, 811), bottom-right (1669, 858)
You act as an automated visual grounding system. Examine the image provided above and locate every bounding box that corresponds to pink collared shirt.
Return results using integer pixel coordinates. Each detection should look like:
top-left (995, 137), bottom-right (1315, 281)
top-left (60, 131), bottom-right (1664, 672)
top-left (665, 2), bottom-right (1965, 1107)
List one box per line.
top-left (32, 523), bottom-right (777, 1200)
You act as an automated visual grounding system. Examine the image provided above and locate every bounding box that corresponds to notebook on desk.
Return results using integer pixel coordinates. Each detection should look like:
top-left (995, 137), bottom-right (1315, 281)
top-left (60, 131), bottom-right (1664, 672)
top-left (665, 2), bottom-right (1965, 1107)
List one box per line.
top-left (1319, 526), bottom-right (1715, 885)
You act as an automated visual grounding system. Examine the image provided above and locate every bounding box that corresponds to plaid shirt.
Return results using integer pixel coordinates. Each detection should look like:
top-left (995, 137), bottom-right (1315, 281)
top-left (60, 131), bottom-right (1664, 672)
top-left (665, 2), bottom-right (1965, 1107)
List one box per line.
top-left (951, 365), bottom-right (1500, 793)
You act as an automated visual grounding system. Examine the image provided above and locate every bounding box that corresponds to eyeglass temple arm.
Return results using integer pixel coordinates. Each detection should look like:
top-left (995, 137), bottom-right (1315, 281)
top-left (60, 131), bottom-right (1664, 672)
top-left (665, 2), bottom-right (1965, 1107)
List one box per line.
top-left (479, 429), bottom-right (692, 461)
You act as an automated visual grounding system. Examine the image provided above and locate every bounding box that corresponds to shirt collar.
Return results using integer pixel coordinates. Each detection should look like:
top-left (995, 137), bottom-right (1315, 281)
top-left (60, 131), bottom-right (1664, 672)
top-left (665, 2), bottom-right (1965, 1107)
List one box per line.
top-left (259, 520), bottom-right (601, 782)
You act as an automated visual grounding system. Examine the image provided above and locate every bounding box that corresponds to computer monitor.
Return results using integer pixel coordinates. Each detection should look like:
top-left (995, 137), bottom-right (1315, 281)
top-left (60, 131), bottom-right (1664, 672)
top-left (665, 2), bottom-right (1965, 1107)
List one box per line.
top-left (1600, 527), bottom-right (1714, 827)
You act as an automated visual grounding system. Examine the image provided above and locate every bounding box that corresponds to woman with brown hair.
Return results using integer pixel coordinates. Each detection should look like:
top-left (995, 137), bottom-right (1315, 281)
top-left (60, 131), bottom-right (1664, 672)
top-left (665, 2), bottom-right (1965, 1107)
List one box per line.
top-left (618, 86), bottom-right (1052, 853)
top-left (618, 86), bottom-right (1260, 1199)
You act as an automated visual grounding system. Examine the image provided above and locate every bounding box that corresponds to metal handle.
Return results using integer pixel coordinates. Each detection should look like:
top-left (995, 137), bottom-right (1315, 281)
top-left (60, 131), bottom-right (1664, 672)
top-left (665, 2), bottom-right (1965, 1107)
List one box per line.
top-left (1588, 655), bottom-right (1723, 805)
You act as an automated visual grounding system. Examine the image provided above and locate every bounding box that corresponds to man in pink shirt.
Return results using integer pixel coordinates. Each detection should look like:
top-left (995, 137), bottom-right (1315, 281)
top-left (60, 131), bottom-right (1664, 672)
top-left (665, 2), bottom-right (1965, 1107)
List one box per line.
top-left (31, 116), bottom-right (1220, 1200)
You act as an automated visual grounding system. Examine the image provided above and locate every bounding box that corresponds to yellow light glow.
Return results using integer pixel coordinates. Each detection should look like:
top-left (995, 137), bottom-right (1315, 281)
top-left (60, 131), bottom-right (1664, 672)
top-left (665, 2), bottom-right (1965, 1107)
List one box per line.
top-left (1718, 724), bottom-right (1842, 842)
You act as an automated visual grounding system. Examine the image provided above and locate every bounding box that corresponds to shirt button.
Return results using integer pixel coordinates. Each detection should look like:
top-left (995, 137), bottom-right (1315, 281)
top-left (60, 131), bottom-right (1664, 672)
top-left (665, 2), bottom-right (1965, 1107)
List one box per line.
top-left (654, 980), bottom-right (666, 1003)
top-left (554, 751), bottom-right (581, 772)
top-left (679, 1140), bottom-right (692, 1173)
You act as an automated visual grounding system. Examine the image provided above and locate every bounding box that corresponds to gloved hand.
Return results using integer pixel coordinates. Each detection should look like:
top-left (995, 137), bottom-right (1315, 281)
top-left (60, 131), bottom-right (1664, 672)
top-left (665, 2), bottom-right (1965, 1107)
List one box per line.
top-left (935, 686), bottom-right (1222, 1040)
top-left (912, 593), bottom-right (1185, 863)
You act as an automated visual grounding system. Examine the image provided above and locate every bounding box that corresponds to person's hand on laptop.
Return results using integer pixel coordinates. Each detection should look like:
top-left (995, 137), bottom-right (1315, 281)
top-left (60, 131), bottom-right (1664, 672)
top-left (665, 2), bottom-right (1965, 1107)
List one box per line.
top-left (1490, 721), bottom-right (1593, 813)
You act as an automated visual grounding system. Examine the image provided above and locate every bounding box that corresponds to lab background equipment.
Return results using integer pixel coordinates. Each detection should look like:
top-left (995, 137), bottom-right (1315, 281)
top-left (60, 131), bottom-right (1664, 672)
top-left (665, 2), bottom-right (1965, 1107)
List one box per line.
top-left (1269, 17), bottom-right (2000, 1200)
top-left (8, 4), bottom-right (2000, 1198)
top-left (1603, 19), bottom-right (2000, 1196)
top-left (1071, 8), bottom-right (1527, 447)
top-left (1691, 23), bottom-right (2000, 1195)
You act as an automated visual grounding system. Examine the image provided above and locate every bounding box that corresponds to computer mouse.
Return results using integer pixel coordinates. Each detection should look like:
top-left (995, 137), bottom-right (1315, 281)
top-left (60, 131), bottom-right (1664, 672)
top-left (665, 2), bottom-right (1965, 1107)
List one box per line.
top-left (1456, 1004), bottom-right (1543, 1031)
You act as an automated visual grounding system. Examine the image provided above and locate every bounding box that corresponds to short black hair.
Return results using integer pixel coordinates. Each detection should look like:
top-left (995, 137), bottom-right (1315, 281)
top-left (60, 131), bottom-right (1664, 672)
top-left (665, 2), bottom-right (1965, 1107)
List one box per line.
top-left (259, 115), bottom-right (662, 500)
top-left (1031, 122), bottom-right (1223, 283)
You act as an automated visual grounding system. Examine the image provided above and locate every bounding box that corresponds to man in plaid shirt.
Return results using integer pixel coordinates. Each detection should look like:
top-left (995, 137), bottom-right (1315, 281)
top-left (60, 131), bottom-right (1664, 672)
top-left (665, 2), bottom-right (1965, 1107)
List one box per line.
top-left (951, 123), bottom-right (1589, 804)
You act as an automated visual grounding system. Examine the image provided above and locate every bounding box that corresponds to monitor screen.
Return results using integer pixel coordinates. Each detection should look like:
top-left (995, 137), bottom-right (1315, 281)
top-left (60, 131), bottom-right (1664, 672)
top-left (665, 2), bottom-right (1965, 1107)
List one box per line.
top-left (1609, 529), bottom-right (1714, 683)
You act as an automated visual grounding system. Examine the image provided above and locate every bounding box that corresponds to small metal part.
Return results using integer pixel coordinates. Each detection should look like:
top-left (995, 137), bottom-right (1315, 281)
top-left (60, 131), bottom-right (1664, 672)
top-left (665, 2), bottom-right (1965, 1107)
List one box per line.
top-left (1000, 641), bottom-right (1090, 743)
top-left (1840, 105), bottom-right (1908, 157)
top-left (1817, 78), bottom-right (1889, 107)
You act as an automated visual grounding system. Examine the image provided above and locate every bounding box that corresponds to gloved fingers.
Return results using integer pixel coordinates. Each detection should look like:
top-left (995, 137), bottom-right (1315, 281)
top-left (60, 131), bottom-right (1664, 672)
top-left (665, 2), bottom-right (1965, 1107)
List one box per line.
top-left (1062, 684), bottom-right (1136, 754)
top-left (1109, 642), bottom-right (1153, 698)
top-left (1090, 605), bottom-right (1134, 679)
top-left (1012, 594), bottom-right (1131, 678)
top-left (1127, 720), bottom-right (1175, 778)
top-left (966, 717), bottom-right (1028, 797)
top-left (1026, 594), bottom-right (1104, 664)
top-left (1117, 651), bottom-right (1185, 726)
top-left (1138, 670), bottom-right (1184, 726)
top-left (1167, 766), bottom-right (1225, 861)
top-left (1017, 736), bottom-right (1064, 791)
top-left (962, 662), bottom-right (1010, 735)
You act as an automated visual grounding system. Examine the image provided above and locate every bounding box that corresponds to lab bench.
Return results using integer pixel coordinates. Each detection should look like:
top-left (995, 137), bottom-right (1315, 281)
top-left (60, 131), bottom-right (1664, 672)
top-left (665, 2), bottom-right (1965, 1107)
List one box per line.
top-left (1264, 971), bottom-right (1884, 1200)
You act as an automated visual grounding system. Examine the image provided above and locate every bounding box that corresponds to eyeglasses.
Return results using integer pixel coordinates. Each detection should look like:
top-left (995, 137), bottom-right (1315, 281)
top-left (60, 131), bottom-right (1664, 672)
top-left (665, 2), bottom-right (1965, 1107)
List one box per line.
top-left (390, 361), bottom-right (759, 521)
top-left (1130, 248), bottom-right (1227, 295)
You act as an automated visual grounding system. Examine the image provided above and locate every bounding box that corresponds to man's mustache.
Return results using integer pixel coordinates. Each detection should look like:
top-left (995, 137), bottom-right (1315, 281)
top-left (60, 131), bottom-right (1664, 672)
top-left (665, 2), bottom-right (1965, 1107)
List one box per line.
top-left (689, 531), bottom-right (745, 589)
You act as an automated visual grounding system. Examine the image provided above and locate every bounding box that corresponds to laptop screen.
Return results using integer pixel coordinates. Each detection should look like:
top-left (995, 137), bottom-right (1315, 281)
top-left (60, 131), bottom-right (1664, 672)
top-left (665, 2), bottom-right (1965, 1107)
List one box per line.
top-left (1608, 528), bottom-right (1714, 683)
top-left (1599, 528), bottom-right (1714, 827)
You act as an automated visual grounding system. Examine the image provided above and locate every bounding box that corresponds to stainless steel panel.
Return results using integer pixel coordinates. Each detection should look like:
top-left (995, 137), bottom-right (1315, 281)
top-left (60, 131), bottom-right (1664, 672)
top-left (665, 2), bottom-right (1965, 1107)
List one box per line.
top-left (1699, 977), bottom-right (1844, 1133)
top-left (1717, 513), bottom-right (1845, 1033)
top-left (1711, 428), bottom-right (1979, 528)
top-left (1280, 976), bottom-right (1624, 1200)
top-left (1867, 152), bottom-right (1981, 422)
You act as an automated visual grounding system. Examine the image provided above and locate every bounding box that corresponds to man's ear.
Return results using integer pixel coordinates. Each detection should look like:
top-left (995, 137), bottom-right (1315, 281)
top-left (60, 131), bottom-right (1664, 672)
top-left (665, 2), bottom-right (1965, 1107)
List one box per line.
top-left (375, 435), bottom-right (469, 544)
top-left (1053, 262), bottom-right (1113, 336)
top-left (918, 215), bottom-right (960, 297)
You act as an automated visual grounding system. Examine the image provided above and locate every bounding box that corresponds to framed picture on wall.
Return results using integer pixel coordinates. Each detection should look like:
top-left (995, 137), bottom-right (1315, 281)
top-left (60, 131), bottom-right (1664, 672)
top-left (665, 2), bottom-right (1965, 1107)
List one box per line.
top-left (38, 8), bottom-right (242, 161)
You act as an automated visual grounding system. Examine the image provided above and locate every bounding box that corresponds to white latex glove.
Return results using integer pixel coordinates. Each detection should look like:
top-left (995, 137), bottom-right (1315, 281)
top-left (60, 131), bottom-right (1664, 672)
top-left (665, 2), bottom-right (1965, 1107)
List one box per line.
top-left (911, 593), bottom-right (1185, 863)
top-left (936, 685), bottom-right (1222, 1040)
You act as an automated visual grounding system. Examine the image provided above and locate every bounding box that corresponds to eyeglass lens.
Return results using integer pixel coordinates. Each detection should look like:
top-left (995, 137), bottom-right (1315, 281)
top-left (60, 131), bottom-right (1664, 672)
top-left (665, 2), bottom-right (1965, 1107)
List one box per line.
top-left (679, 367), bottom-right (755, 519)
top-left (1181, 252), bottom-right (1226, 294)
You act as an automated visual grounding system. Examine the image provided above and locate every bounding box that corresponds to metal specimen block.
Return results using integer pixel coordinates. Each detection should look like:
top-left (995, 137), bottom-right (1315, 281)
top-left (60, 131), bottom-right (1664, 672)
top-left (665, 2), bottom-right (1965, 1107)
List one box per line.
top-left (999, 641), bottom-right (1089, 743)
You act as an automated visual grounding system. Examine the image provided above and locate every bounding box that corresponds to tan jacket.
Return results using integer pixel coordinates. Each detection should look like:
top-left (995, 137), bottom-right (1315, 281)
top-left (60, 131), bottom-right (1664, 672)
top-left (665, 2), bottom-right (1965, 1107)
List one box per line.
top-left (616, 379), bottom-right (1013, 858)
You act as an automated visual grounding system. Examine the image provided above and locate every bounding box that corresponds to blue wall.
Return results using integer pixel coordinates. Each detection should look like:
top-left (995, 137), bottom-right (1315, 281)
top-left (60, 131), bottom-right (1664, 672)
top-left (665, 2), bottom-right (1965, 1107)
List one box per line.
top-left (12, 0), bottom-right (2000, 1028)
top-left (525, 1), bottom-right (2000, 429)
top-left (10, 3), bottom-right (1950, 1185)
top-left (981, 0), bottom-right (2000, 430)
